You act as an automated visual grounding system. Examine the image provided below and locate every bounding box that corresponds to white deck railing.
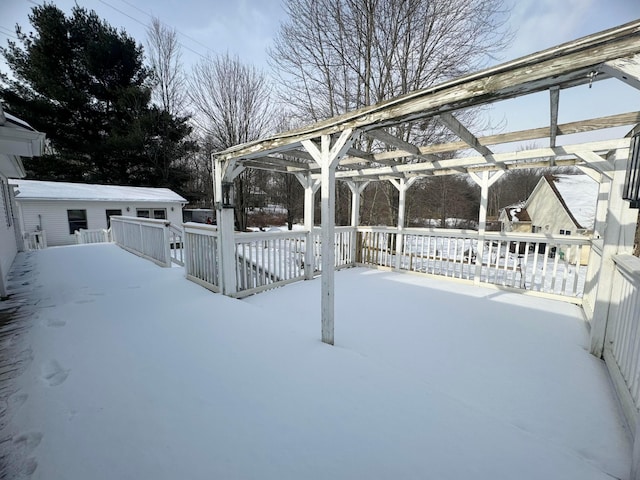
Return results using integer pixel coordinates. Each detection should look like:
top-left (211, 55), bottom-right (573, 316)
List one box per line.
top-left (110, 216), bottom-right (171, 267)
top-left (169, 224), bottom-right (185, 266)
top-left (24, 231), bottom-right (47, 250)
top-left (183, 223), bottom-right (221, 292)
top-left (234, 230), bottom-right (306, 296)
top-left (604, 254), bottom-right (640, 437)
top-left (75, 228), bottom-right (110, 244)
top-left (357, 227), bottom-right (590, 301)
top-left (312, 226), bottom-right (357, 272)
top-left (178, 225), bottom-right (590, 302)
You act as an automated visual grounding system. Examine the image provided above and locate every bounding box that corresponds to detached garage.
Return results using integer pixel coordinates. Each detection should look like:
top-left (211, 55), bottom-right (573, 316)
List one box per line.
top-left (10, 179), bottom-right (187, 246)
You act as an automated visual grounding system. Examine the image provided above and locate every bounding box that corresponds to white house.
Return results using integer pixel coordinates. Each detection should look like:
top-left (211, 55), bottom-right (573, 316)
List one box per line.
top-left (0, 105), bottom-right (45, 297)
top-left (10, 179), bottom-right (187, 247)
top-left (499, 173), bottom-right (599, 263)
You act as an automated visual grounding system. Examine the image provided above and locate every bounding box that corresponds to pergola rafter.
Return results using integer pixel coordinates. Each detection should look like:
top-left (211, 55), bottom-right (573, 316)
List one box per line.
top-left (213, 19), bottom-right (640, 346)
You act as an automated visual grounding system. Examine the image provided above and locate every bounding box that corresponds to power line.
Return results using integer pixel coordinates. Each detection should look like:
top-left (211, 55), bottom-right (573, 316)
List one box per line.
top-left (116, 0), bottom-right (215, 54)
top-left (97, 0), bottom-right (211, 61)
top-left (0, 26), bottom-right (19, 40)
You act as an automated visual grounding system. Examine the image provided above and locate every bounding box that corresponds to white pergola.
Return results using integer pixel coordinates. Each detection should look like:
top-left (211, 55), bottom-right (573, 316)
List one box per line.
top-left (213, 19), bottom-right (640, 348)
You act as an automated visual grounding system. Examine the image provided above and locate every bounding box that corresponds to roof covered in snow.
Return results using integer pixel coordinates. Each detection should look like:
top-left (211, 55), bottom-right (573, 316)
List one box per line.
top-left (9, 179), bottom-right (187, 203)
top-left (545, 174), bottom-right (598, 230)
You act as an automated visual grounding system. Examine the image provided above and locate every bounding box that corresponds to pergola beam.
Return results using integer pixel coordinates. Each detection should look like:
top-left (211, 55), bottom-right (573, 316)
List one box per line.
top-left (602, 54), bottom-right (640, 90)
top-left (550, 87), bottom-right (560, 148)
top-left (217, 20), bottom-right (640, 163)
top-left (331, 138), bottom-right (630, 180)
top-left (363, 111), bottom-right (640, 164)
top-left (439, 112), bottom-right (493, 157)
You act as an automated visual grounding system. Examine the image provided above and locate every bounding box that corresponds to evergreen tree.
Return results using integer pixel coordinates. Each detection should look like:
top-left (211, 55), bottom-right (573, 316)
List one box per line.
top-left (0, 3), bottom-right (195, 191)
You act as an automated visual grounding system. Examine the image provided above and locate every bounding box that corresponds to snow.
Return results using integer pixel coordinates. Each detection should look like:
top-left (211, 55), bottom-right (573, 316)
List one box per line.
top-left (8, 179), bottom-right (187, 203)
top-left (552, 174), bottom-right (599, 230)
top-left (1, 243), bottom-right (631, 479)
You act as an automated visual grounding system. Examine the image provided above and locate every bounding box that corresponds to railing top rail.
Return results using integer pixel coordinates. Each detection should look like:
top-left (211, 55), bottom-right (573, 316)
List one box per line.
top-left (484, 231), bottom-right (591, 245)
top-left (613, 254), bottom-right (640, 283)
top-left (111, 215), bottom-right (170, 227)
top-left (183, 222), bottom-right (219, 235)
top-left (312, 226), bottom-right (356, 232)
top-left (355, 225), bottom-right (591, 245)
top-left (235, 229), bottom-right (308, 242)
top-left (357, 225), bottom-right (479, 237)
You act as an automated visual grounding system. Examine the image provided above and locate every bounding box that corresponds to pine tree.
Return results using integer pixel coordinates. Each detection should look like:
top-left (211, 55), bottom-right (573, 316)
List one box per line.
top-left (1, 3), bottom-right (195, 191)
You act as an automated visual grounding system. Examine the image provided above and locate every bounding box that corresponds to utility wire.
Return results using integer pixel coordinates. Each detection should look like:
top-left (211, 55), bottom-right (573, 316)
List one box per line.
top-left (97, 0), bottom-right (211, 60)
top-left (116, 0), bottom-right (215, 54)
top-left (0, 26), bottom-right (19, 40)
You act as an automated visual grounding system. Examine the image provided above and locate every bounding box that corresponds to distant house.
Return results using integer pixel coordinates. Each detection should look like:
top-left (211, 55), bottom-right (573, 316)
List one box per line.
top-left (498, 174), bottom-right (599, 264)
top-left (10, 179), bottom-right (187, 247)
top-left (0, 106), bottom-right (45, 297)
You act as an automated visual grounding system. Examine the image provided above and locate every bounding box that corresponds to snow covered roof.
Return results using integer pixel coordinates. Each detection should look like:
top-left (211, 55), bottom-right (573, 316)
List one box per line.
top-left (0, 105), bottom-right (45, 178)
top-left (9, 179), bottom-right (187, 203)
top-left (546, 174), bottom-right (598, 230)
top-left (500, 202), bottom-right (531, 223)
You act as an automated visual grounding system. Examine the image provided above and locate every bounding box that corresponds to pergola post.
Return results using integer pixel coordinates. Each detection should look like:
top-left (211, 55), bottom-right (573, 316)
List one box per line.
top-left (589, 148), bottom-right (639, 357)
top-left (301, 130), bottom-right (355, 345)
top-left (389, 177), bottom-right (417, 270)
top-left (469, 171), bottom-right (504, 285)
top-left (295, 173), bottom-right (320, 280)
top-left (213, 156), bottom-right (244, 296)
top-left (346, 180), bottom-right (369, 264)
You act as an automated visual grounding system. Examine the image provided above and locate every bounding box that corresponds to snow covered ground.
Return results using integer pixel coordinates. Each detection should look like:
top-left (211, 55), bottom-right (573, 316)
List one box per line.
top-left (0, 243), bottom-right (631, 479)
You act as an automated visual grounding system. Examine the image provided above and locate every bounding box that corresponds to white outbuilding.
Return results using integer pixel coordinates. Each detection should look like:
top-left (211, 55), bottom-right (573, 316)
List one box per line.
top-left (10, 179), bottom-right (187, 247)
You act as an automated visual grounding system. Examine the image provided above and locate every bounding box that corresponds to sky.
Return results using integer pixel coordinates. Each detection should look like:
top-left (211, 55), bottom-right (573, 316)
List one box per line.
top-left (1, 0), bottom-right (640, 139)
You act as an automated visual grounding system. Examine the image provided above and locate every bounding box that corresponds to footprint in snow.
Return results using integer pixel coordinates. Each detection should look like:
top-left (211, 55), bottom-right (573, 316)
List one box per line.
top-left (42, 360), bottom-right (69, 387)
top-left (44, 318), bottom-right (66, 328)
top-left (8, 393), bottom-right (27, 410)
top-left (74, 299), bottom-right (95, 304)
top-left (16, 457), bottom-right (38, 478)
top-left (13, 432), bottom-right (42, 455)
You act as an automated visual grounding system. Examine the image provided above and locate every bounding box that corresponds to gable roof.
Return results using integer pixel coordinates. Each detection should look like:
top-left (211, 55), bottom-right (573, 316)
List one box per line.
top-left (9, 179), bottom-right (187, 203)
top-left (543, 174), bottom-right (599, 230)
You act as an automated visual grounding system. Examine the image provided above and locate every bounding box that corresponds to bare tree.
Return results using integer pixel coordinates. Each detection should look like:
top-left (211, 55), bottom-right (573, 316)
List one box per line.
top-left (269, 0), bottom-right (510, 227)
top-left (146, 17), bottom-right (187, 115)
top-left (269, 0), bottom-right (510, 123)
top-left (187, 54), bottom-right (274, 230)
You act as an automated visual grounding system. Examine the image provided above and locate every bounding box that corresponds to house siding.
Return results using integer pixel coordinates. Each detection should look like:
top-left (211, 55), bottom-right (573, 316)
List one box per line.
top-left (16, 200), bottom-right (184, 246)
top-left (0, 174), bottom-right (19, 296)
top-left (526, 181), bottom-right (578, 235)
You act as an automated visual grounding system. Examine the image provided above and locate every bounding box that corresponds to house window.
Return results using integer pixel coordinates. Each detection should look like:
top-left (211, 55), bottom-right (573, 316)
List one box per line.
top-left (559, 229), bottom-right (571, 235)
top-left (105, 209), bottom-right (122, 228)
top-left (67, 209), bottom-right (88, 234)
top-left (136, 208), bottom-right (166, 219)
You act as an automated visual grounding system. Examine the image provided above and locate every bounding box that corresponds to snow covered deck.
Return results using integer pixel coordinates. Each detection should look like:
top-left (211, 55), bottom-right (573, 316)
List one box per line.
top-left (0, 243), bottom-right (631, 479)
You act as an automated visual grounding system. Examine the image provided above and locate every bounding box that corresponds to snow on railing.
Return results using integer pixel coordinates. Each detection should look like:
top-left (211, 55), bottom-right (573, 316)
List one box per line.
top-left (183, 223), bottom-right (220, 292)
top-left (75, 228), bottom-right (110, 244)
top-left (24, 231), bottom-right (47, 250)
top-left (604, 254), bottom-right (640, 436)
top-left (234, 229), bottom-right (306, 297)
top-left (356, 227), bottom-right (590, 301)
top-left (110, 216), bottom-right (171, 267)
